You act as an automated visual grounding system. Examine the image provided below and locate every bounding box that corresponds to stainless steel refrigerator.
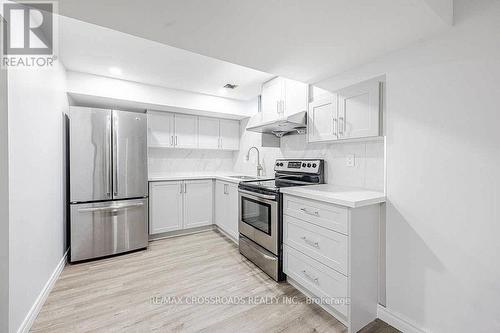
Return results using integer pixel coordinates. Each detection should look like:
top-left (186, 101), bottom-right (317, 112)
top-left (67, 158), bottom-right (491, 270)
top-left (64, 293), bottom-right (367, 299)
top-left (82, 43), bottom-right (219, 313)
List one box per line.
top-left (69, 107), bottom-right (148, 262)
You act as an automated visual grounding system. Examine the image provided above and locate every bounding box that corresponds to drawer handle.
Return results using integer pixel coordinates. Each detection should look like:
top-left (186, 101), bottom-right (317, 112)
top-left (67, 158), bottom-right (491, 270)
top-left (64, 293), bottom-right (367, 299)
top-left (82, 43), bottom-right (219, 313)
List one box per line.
top-left (301, 236), bottom-right (319, 248)
top-left (302, 270), bottom-right (319, 284)
top-left (300, 208), bottom-right (319, 217)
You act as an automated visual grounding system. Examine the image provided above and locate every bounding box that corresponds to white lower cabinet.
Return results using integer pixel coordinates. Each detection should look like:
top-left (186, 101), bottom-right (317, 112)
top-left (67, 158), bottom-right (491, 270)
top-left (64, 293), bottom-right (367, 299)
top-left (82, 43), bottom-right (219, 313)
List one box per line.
top-left (215, 180), bottom-right (239, 240)
top-left (149, 181), bottom-right (183, 234)
top-left (284, 215), bottom-right (348, 276)
top-left (284, 244), bottom-right (348, 317)
top-left (149, 180), bottom-right (213, 235)
top-left (184, 180), bottom-right (214, 228)
top-left (283, 194), bottom-right (380, 333)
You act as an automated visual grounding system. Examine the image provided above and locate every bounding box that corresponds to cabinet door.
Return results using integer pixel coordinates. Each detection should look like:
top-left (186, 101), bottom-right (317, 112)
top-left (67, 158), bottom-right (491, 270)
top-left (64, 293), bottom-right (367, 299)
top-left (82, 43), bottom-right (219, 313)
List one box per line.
top-left (198, 117), bottom-right (220, 149)
top-left (149, 181), bottom-right (183, 234)
top-left (261, 77), bottom-right (283, 121)
top-left (174, 114), bottom-right (198, 149)
top-left (215, 181), bottom-right (227, 230)
top-left (219, 119), bottom-right (240, 150)
top-left (148, 112), bottom-right (174, 147)
top-left (283, 78), bottom-right (309, 117)
top-left (183, 180), bottom-right (213, 228)
top-left (308, 94), bottom-right (338, 142)
top-left (338, 80), bottom-right (380, 139)
top-left (225, 183), bottom-right (239, 240)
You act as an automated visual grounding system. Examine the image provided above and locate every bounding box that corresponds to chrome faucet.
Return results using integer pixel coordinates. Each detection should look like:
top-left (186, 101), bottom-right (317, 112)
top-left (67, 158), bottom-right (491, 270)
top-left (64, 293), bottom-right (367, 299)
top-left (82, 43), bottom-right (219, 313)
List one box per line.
top-left (246, 146), bottom-right (263, 177)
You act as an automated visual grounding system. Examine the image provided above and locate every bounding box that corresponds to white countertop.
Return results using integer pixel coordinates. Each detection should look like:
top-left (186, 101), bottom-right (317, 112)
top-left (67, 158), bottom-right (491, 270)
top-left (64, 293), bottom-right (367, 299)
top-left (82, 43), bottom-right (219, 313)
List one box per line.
top-left (280, 184), bottom-right (386, 208)
top-left (148, 172), bottom-right (268, 184)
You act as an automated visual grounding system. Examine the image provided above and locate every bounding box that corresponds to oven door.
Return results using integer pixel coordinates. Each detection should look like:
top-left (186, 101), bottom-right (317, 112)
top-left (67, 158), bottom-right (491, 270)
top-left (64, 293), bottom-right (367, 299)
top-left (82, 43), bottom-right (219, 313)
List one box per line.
top-left (238, 189), bottom-right (278, 255)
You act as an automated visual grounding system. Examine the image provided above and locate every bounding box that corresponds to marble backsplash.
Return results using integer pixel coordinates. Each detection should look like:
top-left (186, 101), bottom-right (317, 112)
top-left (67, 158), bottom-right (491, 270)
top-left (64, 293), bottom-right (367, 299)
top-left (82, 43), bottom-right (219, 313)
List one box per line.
top-left (148, 148), bottom-right (234, 175)
top-left (281, 135), bottom-right (385, 191)
top-left (232, 119), bottom-right (385, 192)
top-left (148, 119), bottom-right (385, 192)
top-left (233, 137), bottom-right (385, 192)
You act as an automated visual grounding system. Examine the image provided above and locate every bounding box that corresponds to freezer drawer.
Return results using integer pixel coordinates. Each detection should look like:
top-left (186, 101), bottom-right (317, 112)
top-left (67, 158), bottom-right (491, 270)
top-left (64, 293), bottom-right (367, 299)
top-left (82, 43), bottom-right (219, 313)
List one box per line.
top-left (70, 199), bottom-right (148, 262)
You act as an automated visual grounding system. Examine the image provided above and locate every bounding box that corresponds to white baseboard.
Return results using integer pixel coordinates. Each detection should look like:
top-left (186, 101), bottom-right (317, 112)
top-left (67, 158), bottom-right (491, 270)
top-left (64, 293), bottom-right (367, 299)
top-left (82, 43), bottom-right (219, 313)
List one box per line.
top-left (149, 225), bottom-right (215, 242)
top-left (214, 226), bottom-right (239, 244)
top-left (17, 250), bottom-right (68, 333)
top-left (377, 304), bottom-right (428, 333)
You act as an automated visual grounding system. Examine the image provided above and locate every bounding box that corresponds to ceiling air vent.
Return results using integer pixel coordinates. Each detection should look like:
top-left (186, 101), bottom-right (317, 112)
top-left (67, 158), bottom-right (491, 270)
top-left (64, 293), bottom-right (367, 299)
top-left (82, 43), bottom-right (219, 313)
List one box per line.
top-left (223, 83), bottom-right (238, 89)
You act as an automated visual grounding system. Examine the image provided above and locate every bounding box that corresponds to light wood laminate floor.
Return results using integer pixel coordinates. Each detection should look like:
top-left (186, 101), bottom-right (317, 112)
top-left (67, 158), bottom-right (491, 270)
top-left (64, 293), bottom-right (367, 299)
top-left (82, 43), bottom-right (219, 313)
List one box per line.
top-left (31, 230), bottom-right (397, 333)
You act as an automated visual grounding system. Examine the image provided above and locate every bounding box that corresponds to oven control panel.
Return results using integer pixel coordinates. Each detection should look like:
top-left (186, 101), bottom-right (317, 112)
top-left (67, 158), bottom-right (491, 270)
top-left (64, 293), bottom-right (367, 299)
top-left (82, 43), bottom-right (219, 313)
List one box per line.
top-left (274, 159), bottom-right (323, 174)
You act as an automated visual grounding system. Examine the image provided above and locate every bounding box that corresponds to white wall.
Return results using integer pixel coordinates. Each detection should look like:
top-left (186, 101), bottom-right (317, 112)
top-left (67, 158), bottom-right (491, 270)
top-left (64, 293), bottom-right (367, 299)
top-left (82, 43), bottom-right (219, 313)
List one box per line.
top-left (0, 65), bottom-right (9, 333)
top-left (316, 1), bottom-right (500, 331)
top-left (7, 61), bottom-right (68, 332)
top-left (233, 99), bottom-right (385, 190)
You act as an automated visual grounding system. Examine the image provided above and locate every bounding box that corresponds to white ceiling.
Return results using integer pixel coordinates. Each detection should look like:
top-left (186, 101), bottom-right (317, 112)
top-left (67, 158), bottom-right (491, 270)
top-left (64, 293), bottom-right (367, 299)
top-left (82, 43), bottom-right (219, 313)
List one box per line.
top-left (59, 16), bottom-right (275, 101)
top-left (57, 0), bottom-right (452, 84)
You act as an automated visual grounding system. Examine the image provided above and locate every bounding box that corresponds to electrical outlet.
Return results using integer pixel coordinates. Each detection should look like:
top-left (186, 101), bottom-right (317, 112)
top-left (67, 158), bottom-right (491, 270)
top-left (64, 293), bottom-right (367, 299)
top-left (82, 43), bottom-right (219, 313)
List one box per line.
top-left (346, 154), bottom-right (355, 167)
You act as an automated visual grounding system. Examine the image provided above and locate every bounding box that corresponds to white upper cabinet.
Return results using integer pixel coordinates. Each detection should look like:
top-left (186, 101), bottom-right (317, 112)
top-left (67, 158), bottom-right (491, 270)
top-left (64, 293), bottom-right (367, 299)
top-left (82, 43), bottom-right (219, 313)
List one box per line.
top-left (308, 79), bottom-right (381, 143)
top-left (261, 77), bottom-right (309, 121)
top-left (308, 94), bottom-right (338, 142)
top-left (198, 116), bottom-right (220, 149)
top-left (261, 77), bottom-right (284, 121)
top-left (147, 111), bottom-right (239, 151)
top-left (174, 114), bottom-right (198, 149)
top-left (283, 79), bottom-right (309, 118)
top-left (338, 80), bottom-right (380, 139)
top-left (220, 119), bottom-right (240, 150)
top-left (148, 112), bottom-right (174, 147)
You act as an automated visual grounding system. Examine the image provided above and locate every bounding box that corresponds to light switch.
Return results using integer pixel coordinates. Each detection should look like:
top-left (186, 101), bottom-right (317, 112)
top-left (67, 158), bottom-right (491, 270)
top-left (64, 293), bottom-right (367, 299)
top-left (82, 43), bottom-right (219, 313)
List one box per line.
top-left (346, 154), bottom-right (355, 167)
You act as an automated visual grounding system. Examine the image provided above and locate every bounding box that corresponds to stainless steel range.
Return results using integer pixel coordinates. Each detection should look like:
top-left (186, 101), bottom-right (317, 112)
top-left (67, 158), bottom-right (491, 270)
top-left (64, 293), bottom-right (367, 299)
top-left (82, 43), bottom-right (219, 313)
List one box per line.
top-left (238, 159), bottom-right (325, 281)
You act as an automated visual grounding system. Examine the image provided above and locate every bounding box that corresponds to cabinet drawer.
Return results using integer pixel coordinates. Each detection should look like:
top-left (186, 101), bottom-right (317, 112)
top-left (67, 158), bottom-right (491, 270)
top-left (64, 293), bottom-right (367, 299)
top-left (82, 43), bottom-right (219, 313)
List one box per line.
top-left (284, 215), bottom-right (348, 276)
top-left (283, 195), bottom-right (348, 235)
top-left (284, 245), bottom-right (348, 317)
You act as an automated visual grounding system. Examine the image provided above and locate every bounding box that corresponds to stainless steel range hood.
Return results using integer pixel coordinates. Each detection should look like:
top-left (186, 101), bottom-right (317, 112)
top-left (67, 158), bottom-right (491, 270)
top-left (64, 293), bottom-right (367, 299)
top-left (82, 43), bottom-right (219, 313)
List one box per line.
top-left (246, 111), bottom-right (307, 138)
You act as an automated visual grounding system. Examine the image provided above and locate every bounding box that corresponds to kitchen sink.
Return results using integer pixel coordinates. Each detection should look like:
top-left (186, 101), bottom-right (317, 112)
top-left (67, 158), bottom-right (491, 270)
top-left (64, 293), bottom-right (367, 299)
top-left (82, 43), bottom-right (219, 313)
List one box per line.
top-left (228, 175), bottom-right (258, 180)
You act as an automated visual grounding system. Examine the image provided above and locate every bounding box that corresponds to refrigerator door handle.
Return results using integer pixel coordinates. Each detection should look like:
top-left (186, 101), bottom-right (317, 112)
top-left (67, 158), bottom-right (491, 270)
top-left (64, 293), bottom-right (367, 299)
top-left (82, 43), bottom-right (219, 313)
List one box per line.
top-left (78, 202), bottom-right (144, 213)
top-left (112, 112), bottom-right (119, 196)
top-left (105, 114), bottom-right (112, 198)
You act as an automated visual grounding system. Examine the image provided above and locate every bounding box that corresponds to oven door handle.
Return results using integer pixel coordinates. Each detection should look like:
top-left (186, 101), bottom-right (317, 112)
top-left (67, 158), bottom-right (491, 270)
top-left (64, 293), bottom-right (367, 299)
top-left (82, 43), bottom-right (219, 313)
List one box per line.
top-left (238, 189), bottom-right (277, 201)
